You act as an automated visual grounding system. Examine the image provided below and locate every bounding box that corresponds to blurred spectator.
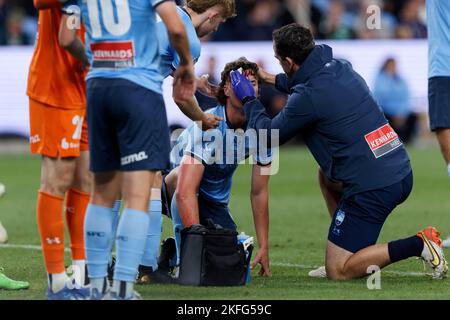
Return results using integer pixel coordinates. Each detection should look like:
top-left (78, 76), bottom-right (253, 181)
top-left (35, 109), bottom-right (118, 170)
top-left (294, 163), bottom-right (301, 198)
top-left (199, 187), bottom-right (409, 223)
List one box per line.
top-left (0, 0), bottom-right (8, 45)
top-left (5, 8), bottom-right (32, 45)
top-left (373, 57), bottom-right (417, 144)
top-left (212, 0), bottom-right (295, 41)
top-left (397, 0), bottom-right (426, 38)
top-left (285, 0), bottom-right (313, 29)
top-left (318, 0), bottom-right (355, 39)
top-left (0, 0), bottom-right (433, 44)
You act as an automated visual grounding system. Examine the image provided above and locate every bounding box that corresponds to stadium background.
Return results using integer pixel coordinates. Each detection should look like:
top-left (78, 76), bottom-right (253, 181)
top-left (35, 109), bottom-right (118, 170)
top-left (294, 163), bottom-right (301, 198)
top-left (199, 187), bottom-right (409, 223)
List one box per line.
top-left (1, 0), bottom-right (450, 299)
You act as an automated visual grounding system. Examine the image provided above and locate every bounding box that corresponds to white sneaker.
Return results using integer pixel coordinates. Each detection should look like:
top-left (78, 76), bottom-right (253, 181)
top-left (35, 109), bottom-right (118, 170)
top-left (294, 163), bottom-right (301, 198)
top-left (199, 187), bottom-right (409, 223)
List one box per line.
top-left (442, 236), bottom-right (450, 248)
top-left (308, 266), bottom-right (327, 278)
top-left (0, 221), bottom-right (8, 244)
top-left (417, 227), bottom-right (448, 279)
top-left (0, 183), bottom-right (5, 198)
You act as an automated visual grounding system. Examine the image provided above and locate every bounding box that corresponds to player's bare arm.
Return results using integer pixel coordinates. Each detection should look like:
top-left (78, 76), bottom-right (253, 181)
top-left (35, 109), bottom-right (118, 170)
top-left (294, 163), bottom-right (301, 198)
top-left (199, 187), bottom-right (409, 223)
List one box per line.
top-left (176, 155), bottom-right (204, 227)
top-left (58, 15), bottom-right (89, 70)
top-left (196, 74), bottom-right (219, 97)
top-left (157, 1), bottom-right (195, 102)
top-left (250, 164), bottom-right (272, 277)
top-left (175, 95), bottom-right (222, 130)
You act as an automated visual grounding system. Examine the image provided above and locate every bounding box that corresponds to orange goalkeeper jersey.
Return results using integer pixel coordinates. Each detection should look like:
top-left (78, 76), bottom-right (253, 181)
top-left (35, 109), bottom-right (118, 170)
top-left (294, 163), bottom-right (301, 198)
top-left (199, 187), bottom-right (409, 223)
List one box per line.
top-left (27, 1), bottom-right (87, 109)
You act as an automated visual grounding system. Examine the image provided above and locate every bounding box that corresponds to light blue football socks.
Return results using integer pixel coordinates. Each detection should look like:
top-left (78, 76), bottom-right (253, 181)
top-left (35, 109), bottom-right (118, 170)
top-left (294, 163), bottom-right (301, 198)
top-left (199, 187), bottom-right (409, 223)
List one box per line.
top-left (141, 198), bottom-right (163, 270)
top-left (84, 204), bottom-right (116, 294)
top-left (112, 208), bottom-right (149, 299)
top-left (109, 200), bottom-right (122, 261)
top-left (171, 194), bottom-right (184, 266)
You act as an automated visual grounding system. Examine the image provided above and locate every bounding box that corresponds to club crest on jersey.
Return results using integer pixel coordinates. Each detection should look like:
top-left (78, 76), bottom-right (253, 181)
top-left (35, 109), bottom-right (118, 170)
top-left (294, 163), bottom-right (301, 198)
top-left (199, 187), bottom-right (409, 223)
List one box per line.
top-left (364, 123), bottom-right (402, 158)
top-left (335, 210), bottom-right (345, 226)
top-left (90, 41), bottom-right (135, 69)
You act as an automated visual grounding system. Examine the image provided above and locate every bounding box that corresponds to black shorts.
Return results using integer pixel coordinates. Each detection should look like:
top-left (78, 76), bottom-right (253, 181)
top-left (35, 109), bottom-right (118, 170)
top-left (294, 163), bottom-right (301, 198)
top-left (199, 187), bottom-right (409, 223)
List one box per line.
top-left (328, 171), bottom-right (413, 253)
top-left (87, 78), bottom-right (170, 172)
top-left (428, 76), bottom-right (450, 131)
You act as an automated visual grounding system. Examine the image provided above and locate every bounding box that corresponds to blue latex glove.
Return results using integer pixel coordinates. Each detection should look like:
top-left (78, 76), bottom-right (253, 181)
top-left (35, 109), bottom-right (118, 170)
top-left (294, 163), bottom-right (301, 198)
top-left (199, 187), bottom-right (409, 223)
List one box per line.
top-left (230, 70), bottom-right (256, 104)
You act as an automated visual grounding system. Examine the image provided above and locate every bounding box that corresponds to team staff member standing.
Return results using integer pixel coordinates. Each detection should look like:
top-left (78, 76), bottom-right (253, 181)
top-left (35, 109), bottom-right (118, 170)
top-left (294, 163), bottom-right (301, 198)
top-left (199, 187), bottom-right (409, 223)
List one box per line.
top-left (232, 23), bottom-right (448, 280)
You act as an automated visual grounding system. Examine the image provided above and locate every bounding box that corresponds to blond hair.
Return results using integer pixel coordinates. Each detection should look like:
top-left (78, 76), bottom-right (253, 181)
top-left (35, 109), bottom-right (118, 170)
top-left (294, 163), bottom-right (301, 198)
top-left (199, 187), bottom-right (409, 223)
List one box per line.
top-left (186, 0), bottom-right (236, 19)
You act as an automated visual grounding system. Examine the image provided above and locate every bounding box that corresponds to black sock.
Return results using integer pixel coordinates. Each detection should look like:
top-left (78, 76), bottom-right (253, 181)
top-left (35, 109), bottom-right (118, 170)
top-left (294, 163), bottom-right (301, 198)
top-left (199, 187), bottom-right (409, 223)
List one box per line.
top-left (388, 235), bottom-right (424, 263)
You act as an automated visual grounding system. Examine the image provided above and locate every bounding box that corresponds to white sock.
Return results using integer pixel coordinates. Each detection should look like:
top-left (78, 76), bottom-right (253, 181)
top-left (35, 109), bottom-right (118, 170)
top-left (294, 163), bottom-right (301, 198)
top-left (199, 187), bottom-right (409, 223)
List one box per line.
top-left (90, 277), bottom-right (108, 294)
top-left (112, 280), bottom-right (134, 299)
top-left (72, 260), bottom-right (86, 286)
top-left (447, 163), bottom-right (450, 178)
top-left (48, 272), bottom-right (68, 293)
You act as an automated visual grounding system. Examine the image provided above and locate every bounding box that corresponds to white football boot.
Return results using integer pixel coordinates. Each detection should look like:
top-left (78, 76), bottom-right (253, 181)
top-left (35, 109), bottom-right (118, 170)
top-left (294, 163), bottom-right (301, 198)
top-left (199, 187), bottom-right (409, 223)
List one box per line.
top-left (308, 266), bottom-right (327, 278)
top-left (417, 226), bottom-right (448, 279)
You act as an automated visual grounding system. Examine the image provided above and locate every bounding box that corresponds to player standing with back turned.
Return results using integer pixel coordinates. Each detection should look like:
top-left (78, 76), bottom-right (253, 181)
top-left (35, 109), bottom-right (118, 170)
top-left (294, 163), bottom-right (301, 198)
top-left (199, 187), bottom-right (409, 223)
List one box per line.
top-left (62, 0), bottom-right (196, 299)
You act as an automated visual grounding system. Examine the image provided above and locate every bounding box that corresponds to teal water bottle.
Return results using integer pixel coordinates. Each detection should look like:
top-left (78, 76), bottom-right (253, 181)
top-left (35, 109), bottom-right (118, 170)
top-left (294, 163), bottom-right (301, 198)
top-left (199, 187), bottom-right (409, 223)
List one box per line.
top-left (237, 232), bottom-right (252, 284)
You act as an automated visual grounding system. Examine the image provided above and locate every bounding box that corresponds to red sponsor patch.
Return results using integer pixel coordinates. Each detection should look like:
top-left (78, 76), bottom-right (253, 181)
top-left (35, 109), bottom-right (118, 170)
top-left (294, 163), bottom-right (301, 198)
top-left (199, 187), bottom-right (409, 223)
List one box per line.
top-left (90, 41), bottom-right (135, 68)
top-left (364, 123), bottom-right (402, 158)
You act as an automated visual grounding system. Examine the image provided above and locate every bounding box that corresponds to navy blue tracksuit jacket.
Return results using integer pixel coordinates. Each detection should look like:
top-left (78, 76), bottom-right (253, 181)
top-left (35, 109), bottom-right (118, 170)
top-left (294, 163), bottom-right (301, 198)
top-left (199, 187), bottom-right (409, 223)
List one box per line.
top-left (244, 45), bottom-right (412, 198)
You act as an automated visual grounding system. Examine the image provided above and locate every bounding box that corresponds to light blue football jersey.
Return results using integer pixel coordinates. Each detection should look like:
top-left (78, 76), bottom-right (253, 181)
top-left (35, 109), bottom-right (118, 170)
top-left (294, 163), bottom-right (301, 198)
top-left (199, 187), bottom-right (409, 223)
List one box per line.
top-left (170, 105), bottom-right (272, 204)
top-left (64, 0), bottom-right (166, 93)
top-left (157, 6), bottom-right (201, 78)
top-left (426, 0), bottom-right (450, 77)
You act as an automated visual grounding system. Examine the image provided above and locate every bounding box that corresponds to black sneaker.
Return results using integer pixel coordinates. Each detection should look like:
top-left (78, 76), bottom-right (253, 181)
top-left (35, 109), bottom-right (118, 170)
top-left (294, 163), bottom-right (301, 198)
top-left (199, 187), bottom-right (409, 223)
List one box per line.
top-left (136, 265), bottom-right (174, 285)
top-left (157, 237), bottom-right (176, 272)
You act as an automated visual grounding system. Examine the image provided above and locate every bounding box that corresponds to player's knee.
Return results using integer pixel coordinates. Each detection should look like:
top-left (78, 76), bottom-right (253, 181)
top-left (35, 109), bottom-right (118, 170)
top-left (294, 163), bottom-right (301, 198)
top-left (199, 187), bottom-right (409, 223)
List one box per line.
top-left (325, 264), bottom-right (349, 280)
top-left (41, 169), bottom-right (74, 196)
top-left (90, 192), bottom-right (117, 208)
top-left (122, 189), bottom-right (150, 211)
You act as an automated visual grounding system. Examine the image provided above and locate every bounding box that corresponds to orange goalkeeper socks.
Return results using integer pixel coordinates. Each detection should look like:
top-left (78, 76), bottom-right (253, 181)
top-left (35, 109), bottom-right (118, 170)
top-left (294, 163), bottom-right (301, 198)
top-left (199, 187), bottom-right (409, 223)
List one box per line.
top-left (65, 188), bottom-right (90, 261)
top-left (36, 190), bottom-right (65, 274)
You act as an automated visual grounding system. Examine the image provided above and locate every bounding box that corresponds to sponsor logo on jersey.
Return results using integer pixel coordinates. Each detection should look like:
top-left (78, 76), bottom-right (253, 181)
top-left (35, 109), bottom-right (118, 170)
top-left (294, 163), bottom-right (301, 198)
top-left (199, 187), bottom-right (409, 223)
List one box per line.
top-left (30, 134), bottom-right (40, 144)
top-left (364, 123), bottom-right (402, 158)
top-left (61, 138), bottom-right (80, 150)
top-left (121, 151), bottom-right (148, 166)
top-left (90, 40), bottom-right (135, 69)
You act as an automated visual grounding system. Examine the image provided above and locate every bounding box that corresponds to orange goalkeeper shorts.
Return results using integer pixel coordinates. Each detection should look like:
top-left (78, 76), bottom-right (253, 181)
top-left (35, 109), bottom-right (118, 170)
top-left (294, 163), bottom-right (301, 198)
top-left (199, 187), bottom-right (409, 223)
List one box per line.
top-left (29, 98), bottom-right (89, 158)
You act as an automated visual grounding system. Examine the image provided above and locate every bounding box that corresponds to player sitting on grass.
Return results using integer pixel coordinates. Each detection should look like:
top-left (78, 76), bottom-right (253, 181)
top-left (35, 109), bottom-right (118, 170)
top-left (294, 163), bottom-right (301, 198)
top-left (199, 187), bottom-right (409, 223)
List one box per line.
top-left (138, 58), bottom-right (273, 282)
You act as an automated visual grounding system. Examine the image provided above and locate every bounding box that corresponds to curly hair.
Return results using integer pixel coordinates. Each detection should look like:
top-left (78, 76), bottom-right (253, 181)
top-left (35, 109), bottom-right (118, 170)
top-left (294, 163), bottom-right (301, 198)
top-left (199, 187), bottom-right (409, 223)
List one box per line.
top-left (216, 57), bottom-right (260, 105)
top-left (186, 0), bottom-right (236, 19)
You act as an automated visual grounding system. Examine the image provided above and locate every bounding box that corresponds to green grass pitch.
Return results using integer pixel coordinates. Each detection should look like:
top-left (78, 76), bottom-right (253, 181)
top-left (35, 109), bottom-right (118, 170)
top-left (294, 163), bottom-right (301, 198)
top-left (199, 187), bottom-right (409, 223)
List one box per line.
top-left (0, 146), bottom-right (449, 300)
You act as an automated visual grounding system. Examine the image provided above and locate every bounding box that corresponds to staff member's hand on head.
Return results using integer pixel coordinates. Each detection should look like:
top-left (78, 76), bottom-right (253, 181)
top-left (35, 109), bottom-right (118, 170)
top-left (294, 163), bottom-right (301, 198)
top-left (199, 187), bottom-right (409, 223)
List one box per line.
top-left (230, 69), bottom-right (256, 104)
